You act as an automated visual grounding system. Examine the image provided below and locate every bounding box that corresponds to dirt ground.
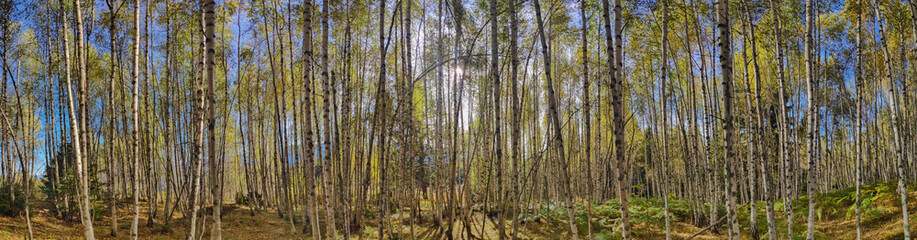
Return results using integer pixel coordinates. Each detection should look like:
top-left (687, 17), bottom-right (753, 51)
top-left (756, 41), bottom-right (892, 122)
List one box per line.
top-left (1, 187), bottom-right (915, 239)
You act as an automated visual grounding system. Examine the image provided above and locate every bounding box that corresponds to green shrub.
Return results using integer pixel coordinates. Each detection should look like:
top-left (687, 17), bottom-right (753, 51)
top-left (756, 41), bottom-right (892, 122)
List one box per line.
top-left (40, 143), bottom-right (105, 220)
top-left (0, 184), bottom-right (26, 216)
top-left (235, 191), bottom-right (262, 206)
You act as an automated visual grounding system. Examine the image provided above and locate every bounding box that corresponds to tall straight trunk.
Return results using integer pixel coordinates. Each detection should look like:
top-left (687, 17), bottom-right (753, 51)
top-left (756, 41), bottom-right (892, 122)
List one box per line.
top-left (692, 1), bottom-right (718, 229)
top-left (162, 0), bottom-right (176, 229)
top-left (680, 0), bottom-right (703, 227)
top-left (76, 0), bottom-right (89, 191)
top-left (603, 0), bottom-right (614, 215)
top-left (854, 0), bottom-right (863, 238)
top-left (804, 0), bottom-right (818, 238)
top-left (301, 0), bottom-right (320, 236)
top-left (509, 0), bottom-right (522, 238)
top-left (374, 1), bottom-right (390, 237)
top-left (341, 0), bottom-right (353, 238)
top-left (395, 7), bottom-right (407, 239)
top-left (739, 0), bottom-right (770, 238)
top-left (401, 0), bottom-right (419, 238)
top-left (104, 0), bottom-right (120, 235)
top-left (236, 8), bottom-right (254, 212)
top-left (532, 0), bottom-right (579, 238)
top-left (143, 3), bottom-right (156, 228)
top-left (447, 0), bottom-right (463, 238)
top-left (239, 80), bottom-right (253, 216)
top-left (700, 47), bottom-right (719, 234)
top-left (64, 0), bottom-right (96, 238)
top-left (874, 2), bottom-right (910, 238)
top-left (276, 1), bottom-right (295, 229)
top-left (0, 0), bottom-right (9, 201)
top-left (284, 0), bottom-right (302, 224)
top-left (488, 0), bottom-right (505, 238)
top-left (202, 0), bottom-right (220, 238)
top-left (612, 0), bottom-right (632, 236)
top-left (738, 1), bottom-right (757, 238)
top-left (287, 1), bottom-right (304, 226)
top-left (187, 3), bottom-right (207, 239)
top-left (715, 0), bottom-right (741, 237)
top-left (580, 0), bottom-right (594, 238)
top-left (768, 0), bottom-right (792, 237)
top-left (434, 0), bottom-right (447, 235)
top-left (46, 15), bottom-right (60, 220)
top-left (264, 1), bottom-right (292, 229)
top-left (130, 0), bottom-right (141, 238)
top-left (660, 1), bottom-right (671, 238)
top-left (320, 0), bottom-right (337, 236)
top-left (44, 7), bottom-right (57, 235)
top-left (119, 40), bottom-right (132, 215)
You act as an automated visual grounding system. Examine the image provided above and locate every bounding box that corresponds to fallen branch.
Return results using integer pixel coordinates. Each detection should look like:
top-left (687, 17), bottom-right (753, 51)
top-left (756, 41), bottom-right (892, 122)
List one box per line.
top-left (684, 203), bottom-right (749, 240)
top-left (0, 223), bottom-right (45, 233)
top-left (0, 223), bottom-right (23, 228)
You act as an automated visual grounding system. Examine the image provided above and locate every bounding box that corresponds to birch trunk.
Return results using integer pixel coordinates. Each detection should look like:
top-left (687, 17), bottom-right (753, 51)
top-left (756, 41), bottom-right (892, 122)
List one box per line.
top-left (533, 0), bottom-right (579, 238)
top-left (66, 0), bottom-right (96, 237)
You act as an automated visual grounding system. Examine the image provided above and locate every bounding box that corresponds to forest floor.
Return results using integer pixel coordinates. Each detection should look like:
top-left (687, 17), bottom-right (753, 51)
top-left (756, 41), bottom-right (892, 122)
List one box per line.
top-left (1, 182), bottom-right (915, 239)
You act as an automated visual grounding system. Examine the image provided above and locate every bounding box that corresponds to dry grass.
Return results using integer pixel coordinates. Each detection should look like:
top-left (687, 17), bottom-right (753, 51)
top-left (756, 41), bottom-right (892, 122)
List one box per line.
top-left (1, 186), bottom-right (914, 239)
top-left (0, 201), bottom-right (300, 240)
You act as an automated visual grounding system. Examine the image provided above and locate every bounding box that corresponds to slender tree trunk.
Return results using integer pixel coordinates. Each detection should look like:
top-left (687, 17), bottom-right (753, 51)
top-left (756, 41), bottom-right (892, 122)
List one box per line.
top-left (447, 0), bottom-right (463, 238)
top-left (580, 0), bottom-right (595, 238)
top-left (716, 0), bottom-right (741, 237)
top-left (692, 3), bottom-right (718, 230)
top-left (187, 3), bottom-right (208, 238)
top-left (162, 0), bottom-right (176, 229)
top-left (613, 0), bottom-right (631, 237)
top-left (805, 0), bottom-right (818, 238)
top-left (532, 0), bottom-right (579, 238)
top-left (301, 0), bottom-right (320, 236)
top-left (45, 6), bottom-right (58, 233)
top-left (76, 0), bottom-right (89, 197)
top-left (680, 0), bottom-right (703, 227)
top-left (738, 1), bottom-right (758, 238)
top-left (767, 0), bottom-right (793, 237)
top-left (264, 1), bottom-right (292, 230)
top-left (508, 0), bottom-right (522, 239)
top-left (341, 0), bottom-right (354, 239)
top-left (402, 0), bottom-right (420, 238)
top-left (320, 0), bottom-right (337, 236)
top-left (487, 0), bottom-right (505, 238)
top-left (374, 1), bottom-right (391, 238)
top-left (0, 0), bottom-right (9, 204)
top-left (130, 0), bottom-right (141, 238)
top-left (874, 2), bottom-right (910, 238)
top-left (433, 0), bottom-right (447, 235)
top-left (202, 0), bottom-right (220, 238)
top-left (47, 18), bottom-right (60, 219)
top-left (104, 0), bottom-right (120, 234)
top-left (341, 0), bottom-right (354, 237)
top-left (739, 1), bottom-right (767, 238)
top-left (64, 0), bottom-right (96, 238)
top-left (660, 1), bottom-right (671, 238)
top-left (143, 2), bottom-right (156, 228)
top-left (744, 0), bottom-right (776, 237)
top-left (854, 1), bottom-right (863, 238)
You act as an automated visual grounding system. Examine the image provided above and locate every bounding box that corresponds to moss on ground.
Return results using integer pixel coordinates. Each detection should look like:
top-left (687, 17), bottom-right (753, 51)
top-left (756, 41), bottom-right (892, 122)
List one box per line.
top-left (0, 183), bottom-right (914, 239)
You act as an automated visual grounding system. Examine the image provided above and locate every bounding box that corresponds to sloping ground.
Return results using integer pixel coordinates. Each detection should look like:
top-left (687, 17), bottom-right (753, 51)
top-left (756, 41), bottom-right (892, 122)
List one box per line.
top-left (1, 183), bottom-right (914, 239)
top-left (809, 183), bottom-right (917, 240)
top-left (0, 202), bottom-right (300, 240)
